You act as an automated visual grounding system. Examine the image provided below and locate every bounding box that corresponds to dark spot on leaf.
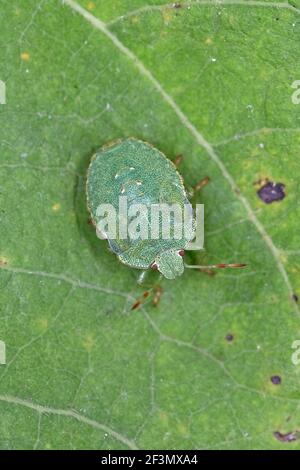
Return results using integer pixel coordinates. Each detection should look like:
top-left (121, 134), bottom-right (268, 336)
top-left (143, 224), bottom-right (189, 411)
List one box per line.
top-left (292, 293), bottom-right (298, 303)
top-left (257, 181), bottom-right (285, 204)
top-left (274, 431), bottom-right (298, 442)
top-left (173, 2), bottom-right (182, 8)
top-left (225, 334), bottom-right (234, 342)
top-left (271, 375), bottom-right (281, 385)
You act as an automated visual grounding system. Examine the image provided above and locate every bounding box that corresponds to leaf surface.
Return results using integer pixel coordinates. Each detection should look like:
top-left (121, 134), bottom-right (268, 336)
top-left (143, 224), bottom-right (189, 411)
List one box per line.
top-left (1, 0), bottom-right (300, 449)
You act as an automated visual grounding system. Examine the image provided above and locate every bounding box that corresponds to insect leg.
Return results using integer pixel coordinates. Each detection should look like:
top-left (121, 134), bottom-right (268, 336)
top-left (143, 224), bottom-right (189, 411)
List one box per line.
top-left (131, 275), bottom-right (163, 310)
top-left (194, 176), bottom-right (210, 194)
top-left (188, 176), bottom-right (211, 198)
top-left (152, 286), bottom-right (163, 307)
top-left (173, 154), bottom-right (183, 167)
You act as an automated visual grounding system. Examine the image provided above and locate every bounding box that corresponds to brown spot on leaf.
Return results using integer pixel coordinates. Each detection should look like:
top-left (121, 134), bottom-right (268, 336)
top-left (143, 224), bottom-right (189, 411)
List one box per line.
top-left (257, 181), bottom-right (285, 204)
top-left (271, 375), bottom-right (281, 385)
top-left (0, 257), bottom-right (8, 267)
top-left (225, 334), bottom-right (234, 342)
top-left (274, 431), bottom-right (298, 442)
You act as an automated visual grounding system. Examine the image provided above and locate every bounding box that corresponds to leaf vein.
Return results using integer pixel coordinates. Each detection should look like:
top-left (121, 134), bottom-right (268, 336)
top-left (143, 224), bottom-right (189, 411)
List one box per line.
top-left (0, 394), bottom-right (138, 450)
top-left (0, 266), bottom-right (131, 300)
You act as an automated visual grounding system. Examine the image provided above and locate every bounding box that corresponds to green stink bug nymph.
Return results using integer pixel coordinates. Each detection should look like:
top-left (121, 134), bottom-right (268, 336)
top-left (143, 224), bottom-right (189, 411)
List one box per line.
top-left (86, 138), bottom-right (245, 281)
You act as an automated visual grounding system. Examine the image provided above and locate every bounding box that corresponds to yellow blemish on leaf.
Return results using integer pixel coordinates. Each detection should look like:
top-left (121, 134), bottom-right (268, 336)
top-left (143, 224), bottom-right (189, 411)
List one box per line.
top-left (279, 253), bottom-right (288, 264)
top-left (253, 177), bottom-right (269, 189)
top-left (83, 334), bottom-right (95, 352)
top-left (158, 410), bottom-right (169, 425)
top-left (162, 8), bottom-right (174, 24)
top-left (205, 37), bottom-right (213, 45)
top-left (243, 159), bottom-right (253, 169)
top-left (130, 16), bottom-right (139, 24)
top-left (251, 146), bottom-right (264, 158)
top-left (21, 52), bottom-right (30, 61)
top-left (15, 8), bottom-right (21, 16)
top-left (36, 318), bottom-right (49, 333)
top-left (0, 256), bottom-right (9, 267)
top-left (177, 422), bottom-right (188, 436)
top-left (291, 267), bottom-right (299, 273)
top-left (229, 15), bottom-right (236, 25)
top-left (264, 374), bottom-right (282, 394)
top-left (52, 203), bottom-right (61, 212)
top-left (87, 1), bottom-right (96, 10)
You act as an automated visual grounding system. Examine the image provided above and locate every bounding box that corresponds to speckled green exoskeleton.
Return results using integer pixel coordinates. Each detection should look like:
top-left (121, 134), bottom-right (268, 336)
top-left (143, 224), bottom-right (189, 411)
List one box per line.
top-left (86, 138), bottom-right (245, 284)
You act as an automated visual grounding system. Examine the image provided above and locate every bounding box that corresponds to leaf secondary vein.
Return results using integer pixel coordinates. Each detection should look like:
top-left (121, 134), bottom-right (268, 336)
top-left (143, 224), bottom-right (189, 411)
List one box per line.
top-left (0, 394), bottom-right (138, 450)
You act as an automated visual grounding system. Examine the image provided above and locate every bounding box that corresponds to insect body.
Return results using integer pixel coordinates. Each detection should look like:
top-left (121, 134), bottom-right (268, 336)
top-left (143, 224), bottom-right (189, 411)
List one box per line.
top-left (87, 138), bottom-right (194, 279)
top-left (86, 138), bottom-right (245, 280)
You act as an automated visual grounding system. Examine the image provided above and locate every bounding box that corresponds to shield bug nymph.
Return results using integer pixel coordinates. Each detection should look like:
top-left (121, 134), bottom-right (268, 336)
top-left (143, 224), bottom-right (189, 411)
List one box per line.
top-left (86, 137), bottom-right (245, 287)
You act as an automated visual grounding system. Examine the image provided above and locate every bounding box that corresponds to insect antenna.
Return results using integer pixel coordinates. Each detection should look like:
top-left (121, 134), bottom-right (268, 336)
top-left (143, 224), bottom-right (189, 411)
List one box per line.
top-left (185, 263), bottom-right (247, 270)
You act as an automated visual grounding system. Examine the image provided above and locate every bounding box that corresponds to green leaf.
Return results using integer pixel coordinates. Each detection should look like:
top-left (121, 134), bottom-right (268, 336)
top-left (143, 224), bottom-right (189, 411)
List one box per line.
top-left (1, 0), bottom-right (300, 449)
